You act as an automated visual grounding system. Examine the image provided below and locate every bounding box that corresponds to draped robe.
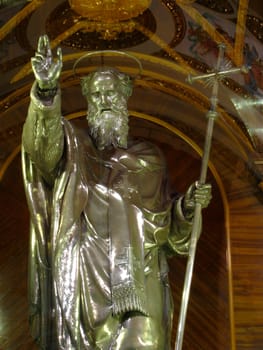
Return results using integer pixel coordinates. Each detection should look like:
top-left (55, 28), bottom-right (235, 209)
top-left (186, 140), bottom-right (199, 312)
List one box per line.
top-left (22, 87), bottom-right (194, 349)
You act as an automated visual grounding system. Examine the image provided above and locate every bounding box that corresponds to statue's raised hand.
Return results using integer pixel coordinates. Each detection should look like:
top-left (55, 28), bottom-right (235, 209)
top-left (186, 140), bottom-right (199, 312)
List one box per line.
top-left (31, 35), bottom-right (62, 90)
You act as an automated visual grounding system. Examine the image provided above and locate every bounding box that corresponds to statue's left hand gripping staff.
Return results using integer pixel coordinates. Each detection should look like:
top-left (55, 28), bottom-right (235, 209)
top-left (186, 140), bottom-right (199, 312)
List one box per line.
top-left (31, 35), bottom-right (63, 102)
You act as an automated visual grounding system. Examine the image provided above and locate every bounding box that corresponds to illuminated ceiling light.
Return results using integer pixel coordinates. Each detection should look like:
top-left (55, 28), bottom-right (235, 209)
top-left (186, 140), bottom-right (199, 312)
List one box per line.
top-left (68, 0), bottom-right (152, 22)
top-left (68, 0), bottom-right (152, 40)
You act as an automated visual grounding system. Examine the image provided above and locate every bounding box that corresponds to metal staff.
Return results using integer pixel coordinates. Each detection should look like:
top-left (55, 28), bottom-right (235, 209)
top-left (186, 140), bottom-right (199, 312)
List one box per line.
top-left (175, 44), bottom-right (248, 350)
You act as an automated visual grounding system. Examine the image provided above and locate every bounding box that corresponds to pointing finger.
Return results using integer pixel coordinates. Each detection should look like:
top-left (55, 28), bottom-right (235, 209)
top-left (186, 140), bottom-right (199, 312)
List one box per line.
top-left (37, 35), bottom-right (46, 55)
top-left (56, 47), bottom-right (62, 63)
top-left (37, 35), bottom-right (52, 58)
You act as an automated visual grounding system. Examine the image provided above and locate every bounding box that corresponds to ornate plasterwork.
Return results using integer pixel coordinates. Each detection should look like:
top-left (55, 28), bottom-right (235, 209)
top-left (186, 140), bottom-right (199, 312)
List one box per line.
top-left (46, 1), bottom-right (156, 48)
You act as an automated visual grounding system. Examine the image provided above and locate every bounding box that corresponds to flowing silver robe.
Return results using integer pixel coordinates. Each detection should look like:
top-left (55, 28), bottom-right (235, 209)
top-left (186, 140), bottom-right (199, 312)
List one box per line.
top-left (22, 86), bottom-right (194, 350)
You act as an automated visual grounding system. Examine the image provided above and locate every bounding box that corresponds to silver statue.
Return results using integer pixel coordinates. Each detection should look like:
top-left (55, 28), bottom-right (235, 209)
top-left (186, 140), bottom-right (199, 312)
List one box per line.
top-left (22, 35), bottom-right (211, 350)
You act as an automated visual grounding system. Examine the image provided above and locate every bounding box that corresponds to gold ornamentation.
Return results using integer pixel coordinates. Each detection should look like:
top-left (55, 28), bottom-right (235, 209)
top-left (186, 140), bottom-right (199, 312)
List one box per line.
top-left (46, 2), bottom-right (156, 45)
top-left (66, 0), bottom-right (151, 40)
top-left (68, 0), bottom-right (151, 22)
top-left (234, 0), bottom-right (249, 66)
top-left (0, 0), bottom-right (45, 42)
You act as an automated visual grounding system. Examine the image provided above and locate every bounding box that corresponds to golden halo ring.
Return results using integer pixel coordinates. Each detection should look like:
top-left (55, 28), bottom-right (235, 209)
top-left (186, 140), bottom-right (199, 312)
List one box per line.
top-left (73, 50), bottom-right (143, 80)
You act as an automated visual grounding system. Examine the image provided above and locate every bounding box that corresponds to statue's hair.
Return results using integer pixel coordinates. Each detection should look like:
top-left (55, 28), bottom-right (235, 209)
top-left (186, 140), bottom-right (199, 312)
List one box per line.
top-left (81, 67), bottom-right (133, 98)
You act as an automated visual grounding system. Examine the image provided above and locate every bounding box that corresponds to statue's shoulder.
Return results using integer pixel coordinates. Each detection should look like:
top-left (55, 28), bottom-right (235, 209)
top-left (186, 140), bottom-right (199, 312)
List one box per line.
top-left (63, 119), bottom-right (94, 151)
top-left (127, 137), bottom-right (166, 168)
top-left (64, 119), bottom-right (89, 138)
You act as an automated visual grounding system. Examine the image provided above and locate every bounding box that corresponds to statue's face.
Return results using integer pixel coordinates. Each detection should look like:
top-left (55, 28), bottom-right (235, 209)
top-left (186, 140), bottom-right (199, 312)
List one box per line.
top-left (86, 72), bottom-right (129, 151)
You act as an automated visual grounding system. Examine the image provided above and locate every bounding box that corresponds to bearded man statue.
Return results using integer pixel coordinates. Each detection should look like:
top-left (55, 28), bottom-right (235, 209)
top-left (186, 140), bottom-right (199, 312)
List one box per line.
top-left (22, 35), bottom-right (211, 350)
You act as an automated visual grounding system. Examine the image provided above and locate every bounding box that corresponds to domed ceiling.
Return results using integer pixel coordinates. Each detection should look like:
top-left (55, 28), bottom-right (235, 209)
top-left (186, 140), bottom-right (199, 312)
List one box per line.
top-left (0, 0), bottom-right (263, 181)
top-left (0, 1), bottom-right (263, 349)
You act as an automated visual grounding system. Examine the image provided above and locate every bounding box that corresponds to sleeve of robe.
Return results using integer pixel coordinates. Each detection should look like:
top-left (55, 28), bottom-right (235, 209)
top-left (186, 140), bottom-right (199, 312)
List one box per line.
top-left (166, 196), bottom-right (201, 256)
top-left (21, 83), bottom-right (65, 347)
top-left (116, 141), bottom-right (199, 257)
top-left (22, 82), bottom-right (64, 185)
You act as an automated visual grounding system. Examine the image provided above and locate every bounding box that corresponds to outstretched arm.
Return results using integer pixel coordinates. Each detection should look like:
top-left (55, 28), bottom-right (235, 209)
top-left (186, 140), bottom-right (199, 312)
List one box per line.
top-left (22, 35), bottom-right (64, 184)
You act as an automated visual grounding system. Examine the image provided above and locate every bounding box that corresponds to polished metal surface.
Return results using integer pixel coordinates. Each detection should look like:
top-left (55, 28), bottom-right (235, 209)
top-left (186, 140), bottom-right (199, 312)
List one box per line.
top-left (175, 43), bottom-right (226, 350)
top-left (22, 36), bottom-right (211, 349)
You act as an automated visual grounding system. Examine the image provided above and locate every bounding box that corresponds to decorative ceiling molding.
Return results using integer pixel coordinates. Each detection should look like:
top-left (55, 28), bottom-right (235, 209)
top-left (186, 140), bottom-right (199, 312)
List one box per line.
top-left (0, 1), bottom-right (263, 176)
top-left (234, 0), bottom-right (249, 66)
top-left (0, 0), bottom-right (44, 41)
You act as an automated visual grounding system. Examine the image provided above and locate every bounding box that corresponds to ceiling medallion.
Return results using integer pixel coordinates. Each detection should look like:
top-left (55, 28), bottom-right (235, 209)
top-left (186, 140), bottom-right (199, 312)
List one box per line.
top-left (68, 0), bottom-right (152, 40)
top-left (69, 0), bottom-right (151, 22)
top-left (46, 1), bottom-right (156, 48)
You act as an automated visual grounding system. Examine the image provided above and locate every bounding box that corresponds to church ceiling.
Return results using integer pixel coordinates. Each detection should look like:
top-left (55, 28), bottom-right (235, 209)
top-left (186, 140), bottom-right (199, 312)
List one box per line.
top-left (2, 3), bottom-right (263, 350)
top-left (0, 0), bottom-right (263, 183)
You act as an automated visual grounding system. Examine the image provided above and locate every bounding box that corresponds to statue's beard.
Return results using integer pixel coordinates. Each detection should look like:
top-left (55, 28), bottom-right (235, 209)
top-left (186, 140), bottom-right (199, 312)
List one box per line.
top-left (88, 106), bottom-right (129, 151)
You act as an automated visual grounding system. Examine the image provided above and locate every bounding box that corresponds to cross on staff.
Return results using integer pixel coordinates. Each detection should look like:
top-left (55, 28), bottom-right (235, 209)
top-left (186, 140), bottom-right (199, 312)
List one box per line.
top-left (175, 43), bottom-right (249, 350)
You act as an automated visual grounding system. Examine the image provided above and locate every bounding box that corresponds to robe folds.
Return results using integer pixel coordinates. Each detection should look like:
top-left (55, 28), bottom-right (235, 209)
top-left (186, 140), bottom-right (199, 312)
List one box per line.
top-left (22, 91), bottom-right (194, 350)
